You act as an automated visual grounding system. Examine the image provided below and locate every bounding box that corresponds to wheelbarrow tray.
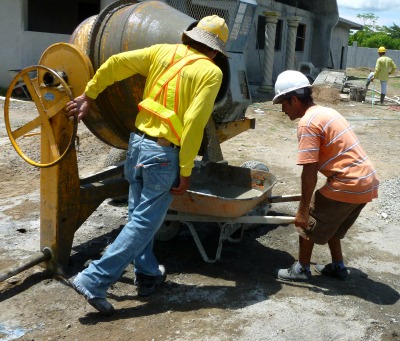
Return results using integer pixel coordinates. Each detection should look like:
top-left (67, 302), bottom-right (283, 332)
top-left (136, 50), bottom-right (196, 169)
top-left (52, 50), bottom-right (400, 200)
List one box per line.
top-left (169, 162), bottom-right (277, 218)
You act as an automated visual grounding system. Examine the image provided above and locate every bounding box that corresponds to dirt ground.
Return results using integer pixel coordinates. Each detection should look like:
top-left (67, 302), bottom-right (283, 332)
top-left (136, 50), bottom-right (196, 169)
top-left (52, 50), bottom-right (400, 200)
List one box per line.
top-left (0, 83), bottom-right (399, 341)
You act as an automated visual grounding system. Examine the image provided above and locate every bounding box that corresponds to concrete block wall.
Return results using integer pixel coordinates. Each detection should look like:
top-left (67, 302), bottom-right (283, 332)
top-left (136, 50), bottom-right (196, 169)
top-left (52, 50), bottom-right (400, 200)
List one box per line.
top-left (347, 42), bottom-right (400, 70)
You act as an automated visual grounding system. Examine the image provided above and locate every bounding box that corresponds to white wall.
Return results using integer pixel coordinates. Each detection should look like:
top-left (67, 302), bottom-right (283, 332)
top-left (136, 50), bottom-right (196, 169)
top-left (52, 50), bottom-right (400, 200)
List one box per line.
top-left (330, 23), bottom-right (350, 70)
top-left (347, 43), bottom-right (400, 69)
top-left (0, 0), bottom-right (70, 88)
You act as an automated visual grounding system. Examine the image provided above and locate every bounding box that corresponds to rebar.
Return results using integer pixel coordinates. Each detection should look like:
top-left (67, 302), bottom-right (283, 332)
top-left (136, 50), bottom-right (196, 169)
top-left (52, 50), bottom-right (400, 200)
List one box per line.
top-left (0, 247), bottom-right (53, 282)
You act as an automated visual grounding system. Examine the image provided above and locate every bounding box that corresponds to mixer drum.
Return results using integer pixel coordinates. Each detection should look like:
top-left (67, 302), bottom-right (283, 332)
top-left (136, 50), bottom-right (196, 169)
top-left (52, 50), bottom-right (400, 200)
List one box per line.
top-left (69, 0), bottom-right (230, 149)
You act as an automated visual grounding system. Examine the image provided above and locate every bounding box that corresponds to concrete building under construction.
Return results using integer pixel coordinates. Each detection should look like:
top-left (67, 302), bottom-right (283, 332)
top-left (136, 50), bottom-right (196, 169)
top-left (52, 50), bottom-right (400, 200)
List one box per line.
top-left (0, 0), bottom-right (361, 94)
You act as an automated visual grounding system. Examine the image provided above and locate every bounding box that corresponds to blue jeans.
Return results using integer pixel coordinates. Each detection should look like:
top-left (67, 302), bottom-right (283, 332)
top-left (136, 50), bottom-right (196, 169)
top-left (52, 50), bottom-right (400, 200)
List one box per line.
top-left (75, 133), bottom-right (179, 298)
top-left (368, 72), bottom-right (387, 94)
top-left (380, 81), bottom-right (387, 95)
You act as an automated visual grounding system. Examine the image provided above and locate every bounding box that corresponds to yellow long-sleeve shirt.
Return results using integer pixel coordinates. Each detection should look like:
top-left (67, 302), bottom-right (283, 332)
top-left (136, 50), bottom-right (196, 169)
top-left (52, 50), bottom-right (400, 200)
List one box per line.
top-left (374, 55), bottom-right (397, 81)
top-left (85, 44), bottom-right (223, 177)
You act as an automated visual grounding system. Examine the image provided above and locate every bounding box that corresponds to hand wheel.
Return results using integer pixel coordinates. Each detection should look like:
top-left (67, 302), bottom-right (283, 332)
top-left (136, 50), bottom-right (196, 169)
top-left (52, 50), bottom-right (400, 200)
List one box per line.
top-left (3, 65), bottom-right (77, 168)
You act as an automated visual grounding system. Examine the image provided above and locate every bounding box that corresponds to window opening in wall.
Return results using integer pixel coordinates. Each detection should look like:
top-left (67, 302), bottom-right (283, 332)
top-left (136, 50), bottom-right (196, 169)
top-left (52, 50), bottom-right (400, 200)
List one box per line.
top-left (295, 23), bottom-right (306, 51)
top-left (256, 16), bottom-right (282, 51)
top-left (27, 0), bottom-right (100, 35)
top-left (340, 46), bottom-right (345, 69)
top-left (256, 16), bottom-right (265, 49)
top-left (275, 20), bottom-right (282, 50)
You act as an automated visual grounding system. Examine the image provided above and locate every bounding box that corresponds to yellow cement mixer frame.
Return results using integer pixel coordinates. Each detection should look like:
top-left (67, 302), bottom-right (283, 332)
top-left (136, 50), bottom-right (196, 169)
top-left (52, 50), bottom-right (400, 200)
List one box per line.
top-left (2, 42), bottom-right (255, 277)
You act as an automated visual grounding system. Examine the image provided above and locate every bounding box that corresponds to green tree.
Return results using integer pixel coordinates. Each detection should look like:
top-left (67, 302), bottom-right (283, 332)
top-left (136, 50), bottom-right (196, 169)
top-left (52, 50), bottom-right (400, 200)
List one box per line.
top-left (385, 23), bottom-right (400, 39)
top-left (349, 13), bottom-right (377, 46)
top-left (363, 33), bottom-right (400, 50)
top-left (356, 13), bottom-right (379, 29)
top-left (349, 13), bottom-right (400, 49)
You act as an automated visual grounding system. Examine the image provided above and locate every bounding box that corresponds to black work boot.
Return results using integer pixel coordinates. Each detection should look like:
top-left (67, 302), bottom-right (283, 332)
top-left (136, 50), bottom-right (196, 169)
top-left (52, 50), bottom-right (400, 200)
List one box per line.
top-left (135, 265), bottom-right (166, 297)
top-left (380, 94), bottom-right (385, 104)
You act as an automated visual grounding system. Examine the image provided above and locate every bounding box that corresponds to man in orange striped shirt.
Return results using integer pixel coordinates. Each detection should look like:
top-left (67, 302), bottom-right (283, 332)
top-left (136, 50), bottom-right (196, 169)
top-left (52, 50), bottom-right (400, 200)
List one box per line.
top-left (272, 71), bottom-right (379, 281)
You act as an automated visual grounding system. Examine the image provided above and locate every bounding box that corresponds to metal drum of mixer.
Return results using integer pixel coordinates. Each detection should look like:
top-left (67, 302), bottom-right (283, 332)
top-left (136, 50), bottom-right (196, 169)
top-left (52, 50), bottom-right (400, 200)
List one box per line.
top-left (69, 0), bottom-right (231, 149)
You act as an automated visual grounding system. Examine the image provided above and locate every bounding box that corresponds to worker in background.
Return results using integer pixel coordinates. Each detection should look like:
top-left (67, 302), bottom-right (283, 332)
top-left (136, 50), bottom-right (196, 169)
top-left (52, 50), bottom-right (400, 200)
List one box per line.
top-left (65, 15), bottom-right (228, 315)
top-left (365, 46), bottom-right (397, 104)
top-left (272, 70), bottom-right (379, 281)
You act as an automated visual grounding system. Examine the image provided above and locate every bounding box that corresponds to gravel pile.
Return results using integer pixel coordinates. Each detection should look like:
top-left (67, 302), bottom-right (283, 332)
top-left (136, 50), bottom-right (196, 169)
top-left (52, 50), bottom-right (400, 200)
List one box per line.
top-left (375, 177), bottom-right (400, 222)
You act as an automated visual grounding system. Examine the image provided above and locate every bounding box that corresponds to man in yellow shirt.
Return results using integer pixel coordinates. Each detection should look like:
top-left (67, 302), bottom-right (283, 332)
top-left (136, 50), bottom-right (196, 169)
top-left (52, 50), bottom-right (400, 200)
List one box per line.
top-left (365, 46), bottom-right (397, 104)
top-left (66, 15), bottom-right (228, 315)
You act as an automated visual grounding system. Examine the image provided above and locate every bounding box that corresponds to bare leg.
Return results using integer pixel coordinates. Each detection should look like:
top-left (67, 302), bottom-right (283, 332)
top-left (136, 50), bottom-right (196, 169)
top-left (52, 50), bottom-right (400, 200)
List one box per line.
top-left (298, 236), bottom-right (314, 266)
top-left (274, 235), bottom-right (314, 280)
top-left (327, 236), bottom-right (343, 263)
top-left (314, 236), bottom-right (348, 279)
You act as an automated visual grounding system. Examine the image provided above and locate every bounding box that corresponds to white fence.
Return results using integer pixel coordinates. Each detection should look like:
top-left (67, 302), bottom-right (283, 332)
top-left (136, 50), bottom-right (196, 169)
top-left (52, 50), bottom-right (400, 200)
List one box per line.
top-left (347, 42), bottom-right (400, 69)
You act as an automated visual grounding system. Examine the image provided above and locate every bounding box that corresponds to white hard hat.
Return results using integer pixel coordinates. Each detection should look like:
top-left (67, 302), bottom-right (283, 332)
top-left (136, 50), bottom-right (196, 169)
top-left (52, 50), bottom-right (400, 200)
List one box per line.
top-left (273, 70), bottom-right (311, 104)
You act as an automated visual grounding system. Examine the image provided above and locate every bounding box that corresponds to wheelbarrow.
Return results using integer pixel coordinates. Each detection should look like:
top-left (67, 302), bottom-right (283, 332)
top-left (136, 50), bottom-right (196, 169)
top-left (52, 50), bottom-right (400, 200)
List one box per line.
top-left (163, 162), bottom-right (299, 262)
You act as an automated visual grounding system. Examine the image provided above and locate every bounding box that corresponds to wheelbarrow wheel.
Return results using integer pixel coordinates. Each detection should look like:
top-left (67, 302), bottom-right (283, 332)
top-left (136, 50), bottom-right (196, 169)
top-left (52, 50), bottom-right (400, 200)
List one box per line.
top-left (155, 220), bottom-right (181, 242)
top-left (240, 160), bottom-right (271, 230)
top-left (240, 160), bottom-right (269, 172)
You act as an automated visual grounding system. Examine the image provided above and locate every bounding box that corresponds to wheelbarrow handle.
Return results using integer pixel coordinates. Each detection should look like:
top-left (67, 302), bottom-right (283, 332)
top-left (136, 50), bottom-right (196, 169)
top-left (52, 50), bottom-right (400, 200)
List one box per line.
top-left (165, 214), bottom-right (295, 225)
top-left (268, 194), bottom-right (301, 203)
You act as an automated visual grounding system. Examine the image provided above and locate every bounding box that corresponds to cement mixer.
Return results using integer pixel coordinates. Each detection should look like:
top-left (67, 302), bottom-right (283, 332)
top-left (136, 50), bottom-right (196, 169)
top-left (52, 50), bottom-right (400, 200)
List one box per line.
top-left (1, 0), bottom-right (299, 280)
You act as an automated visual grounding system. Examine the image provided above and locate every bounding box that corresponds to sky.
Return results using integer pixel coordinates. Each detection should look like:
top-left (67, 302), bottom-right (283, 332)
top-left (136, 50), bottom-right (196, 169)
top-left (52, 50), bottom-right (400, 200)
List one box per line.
top-left (337, 0), bottom-right (400, 27)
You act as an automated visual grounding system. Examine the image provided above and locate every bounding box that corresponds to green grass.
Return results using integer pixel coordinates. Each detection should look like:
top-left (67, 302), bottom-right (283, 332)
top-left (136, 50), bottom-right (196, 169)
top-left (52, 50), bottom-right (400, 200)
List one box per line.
top-left (346, 67), bottom-right (372, 79)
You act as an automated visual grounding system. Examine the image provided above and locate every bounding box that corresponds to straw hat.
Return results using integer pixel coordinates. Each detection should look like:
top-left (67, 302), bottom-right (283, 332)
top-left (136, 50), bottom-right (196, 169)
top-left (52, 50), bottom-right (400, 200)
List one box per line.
top-left (182, 15), bottom-right (229, 56)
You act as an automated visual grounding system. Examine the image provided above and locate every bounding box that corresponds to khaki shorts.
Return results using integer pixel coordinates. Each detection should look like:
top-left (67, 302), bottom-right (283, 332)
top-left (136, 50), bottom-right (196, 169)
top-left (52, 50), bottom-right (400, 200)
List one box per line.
top-left (305, 190), bottom-right (366, 245)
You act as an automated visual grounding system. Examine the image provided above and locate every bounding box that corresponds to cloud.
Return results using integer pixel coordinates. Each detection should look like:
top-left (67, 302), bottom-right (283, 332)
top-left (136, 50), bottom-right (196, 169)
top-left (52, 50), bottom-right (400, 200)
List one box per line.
top-left (336, 0), bottom-right (396, 11)
top-left (337, 0), bottom-right (400, 26)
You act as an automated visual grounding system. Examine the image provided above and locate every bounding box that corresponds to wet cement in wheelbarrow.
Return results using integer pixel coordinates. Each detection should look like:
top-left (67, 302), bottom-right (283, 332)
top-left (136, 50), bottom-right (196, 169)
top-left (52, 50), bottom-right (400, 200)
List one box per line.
top-left (189, 183), bottom-right (262, 199)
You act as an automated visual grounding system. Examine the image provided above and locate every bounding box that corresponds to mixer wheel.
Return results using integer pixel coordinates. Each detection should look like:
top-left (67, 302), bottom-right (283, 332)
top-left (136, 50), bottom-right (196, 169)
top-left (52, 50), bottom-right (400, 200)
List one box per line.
top-left (4, 65), bottom-right (76, 168)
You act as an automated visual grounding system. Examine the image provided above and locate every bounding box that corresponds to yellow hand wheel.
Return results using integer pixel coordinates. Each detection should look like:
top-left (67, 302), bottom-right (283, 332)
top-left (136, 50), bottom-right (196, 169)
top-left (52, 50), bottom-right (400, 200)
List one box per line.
top-left (4, 65), bottom-right (77, 168)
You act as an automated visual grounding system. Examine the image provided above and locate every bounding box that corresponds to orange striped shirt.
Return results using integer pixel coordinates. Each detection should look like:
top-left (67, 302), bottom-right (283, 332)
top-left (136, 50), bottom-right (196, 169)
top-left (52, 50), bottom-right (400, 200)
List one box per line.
top-left (297, 105), bottom-right (379, 203)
